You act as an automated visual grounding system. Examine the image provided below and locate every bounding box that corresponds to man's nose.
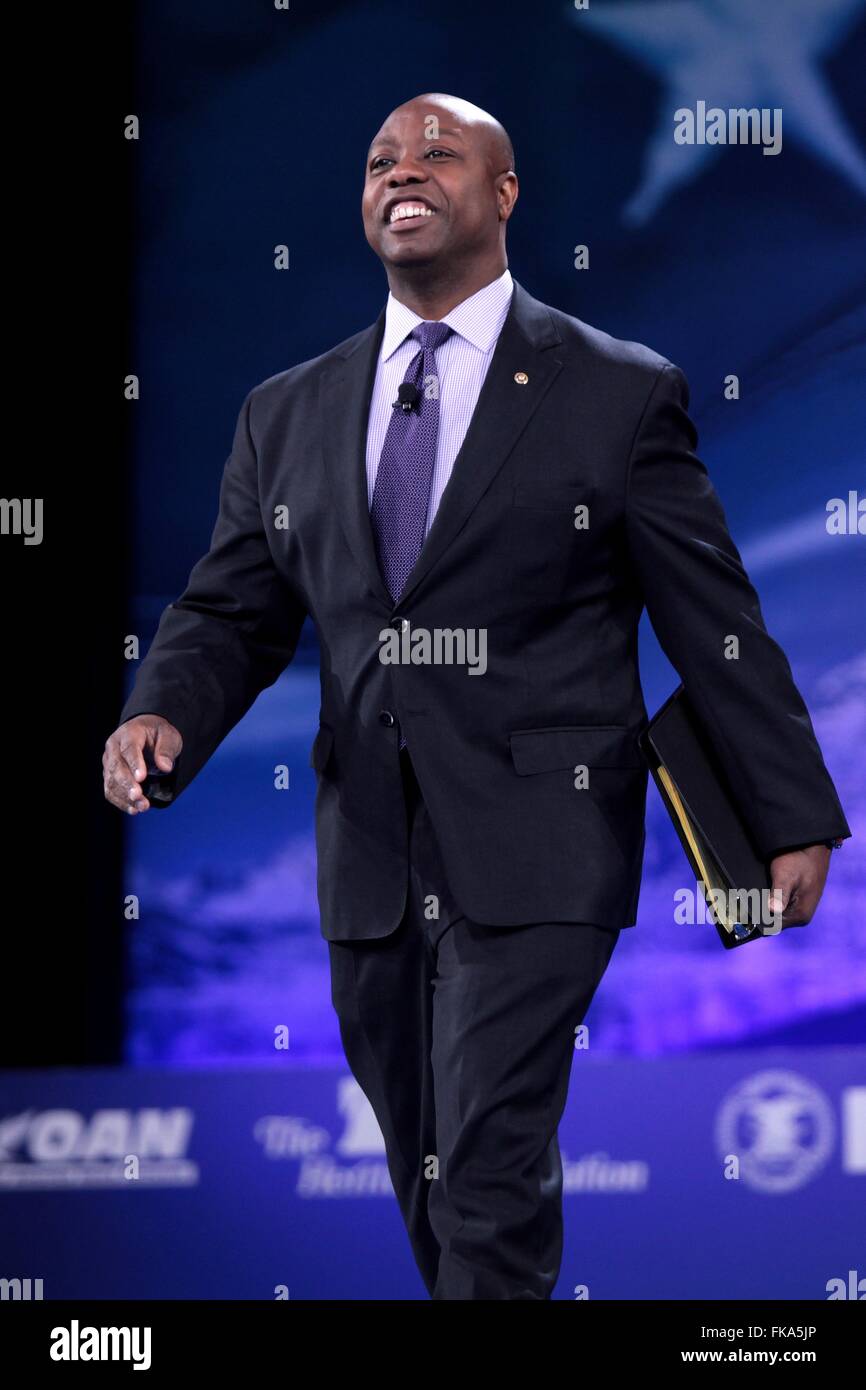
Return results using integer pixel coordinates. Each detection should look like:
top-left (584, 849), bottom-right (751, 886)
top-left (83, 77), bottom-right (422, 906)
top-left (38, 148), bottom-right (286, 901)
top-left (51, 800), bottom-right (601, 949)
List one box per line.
top-left (386, 158), bottom-right (427, 185)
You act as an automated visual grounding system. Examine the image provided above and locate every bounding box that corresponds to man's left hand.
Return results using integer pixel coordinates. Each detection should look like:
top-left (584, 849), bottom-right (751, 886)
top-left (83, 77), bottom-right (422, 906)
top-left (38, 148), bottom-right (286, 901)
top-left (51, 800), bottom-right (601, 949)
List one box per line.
top-left (767, 844), bottom-right (833, 928)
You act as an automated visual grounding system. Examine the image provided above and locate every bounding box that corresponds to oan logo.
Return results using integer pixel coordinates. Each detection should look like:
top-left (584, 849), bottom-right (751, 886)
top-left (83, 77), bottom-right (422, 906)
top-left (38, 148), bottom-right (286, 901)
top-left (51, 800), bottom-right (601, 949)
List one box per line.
top-left (715, 1071), bottom-right (835, 1193)
top-left (0, 1108), bottom-right (199, 1190)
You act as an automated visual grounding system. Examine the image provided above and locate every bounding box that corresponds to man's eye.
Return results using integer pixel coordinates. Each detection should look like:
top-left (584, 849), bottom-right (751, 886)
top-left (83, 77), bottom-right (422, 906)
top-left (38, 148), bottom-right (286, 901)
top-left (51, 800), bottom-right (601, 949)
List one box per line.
top-left (369, 149), bottom-right (452, 172)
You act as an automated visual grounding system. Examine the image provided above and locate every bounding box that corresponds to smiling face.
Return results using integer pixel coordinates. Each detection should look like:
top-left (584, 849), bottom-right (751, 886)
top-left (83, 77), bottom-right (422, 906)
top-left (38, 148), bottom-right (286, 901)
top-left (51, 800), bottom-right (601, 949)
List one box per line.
top-left (361, 95), bottom-right (517, 280)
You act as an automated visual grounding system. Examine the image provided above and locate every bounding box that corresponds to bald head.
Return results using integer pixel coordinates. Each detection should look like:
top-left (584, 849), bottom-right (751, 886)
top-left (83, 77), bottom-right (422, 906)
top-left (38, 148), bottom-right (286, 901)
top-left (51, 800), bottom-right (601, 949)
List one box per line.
top-left (388, 93), bottom-right (515, 176)
top-left (361, 92), bottom-right (519, 306)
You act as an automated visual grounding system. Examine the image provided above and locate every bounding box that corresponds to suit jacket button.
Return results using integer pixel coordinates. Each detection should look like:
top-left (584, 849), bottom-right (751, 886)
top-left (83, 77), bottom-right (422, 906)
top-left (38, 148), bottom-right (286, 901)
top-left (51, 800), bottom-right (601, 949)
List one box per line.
top-left (378, 710), bottom-right (396, 727)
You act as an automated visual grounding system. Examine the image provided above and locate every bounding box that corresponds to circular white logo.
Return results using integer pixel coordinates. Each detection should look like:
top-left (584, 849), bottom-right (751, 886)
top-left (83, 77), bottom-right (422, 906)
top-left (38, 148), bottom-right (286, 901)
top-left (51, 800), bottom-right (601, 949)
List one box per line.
top-left (715, 1070), bottom-right (835, 1193)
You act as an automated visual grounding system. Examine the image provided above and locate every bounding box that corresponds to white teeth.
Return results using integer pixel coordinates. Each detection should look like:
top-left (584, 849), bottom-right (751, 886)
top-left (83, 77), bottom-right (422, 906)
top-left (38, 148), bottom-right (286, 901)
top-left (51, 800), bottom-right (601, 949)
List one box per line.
top-left (389, 204), bottom-right (434, 223)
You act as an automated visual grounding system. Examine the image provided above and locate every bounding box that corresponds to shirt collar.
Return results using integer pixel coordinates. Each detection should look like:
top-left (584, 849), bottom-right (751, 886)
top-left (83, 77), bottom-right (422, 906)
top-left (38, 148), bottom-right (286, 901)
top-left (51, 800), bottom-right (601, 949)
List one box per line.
top-left (380, 268), bottom-right (514, 361)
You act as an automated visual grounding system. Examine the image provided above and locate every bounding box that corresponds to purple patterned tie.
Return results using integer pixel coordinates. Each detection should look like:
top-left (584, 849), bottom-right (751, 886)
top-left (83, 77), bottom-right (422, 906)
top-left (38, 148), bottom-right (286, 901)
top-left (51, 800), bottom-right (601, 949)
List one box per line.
top-left (370, 319), bottom-right (452, 748)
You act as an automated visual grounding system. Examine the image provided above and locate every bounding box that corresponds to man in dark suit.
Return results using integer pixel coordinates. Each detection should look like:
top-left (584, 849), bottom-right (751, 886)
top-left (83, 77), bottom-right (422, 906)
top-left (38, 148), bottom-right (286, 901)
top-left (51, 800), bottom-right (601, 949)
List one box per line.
top-left (104, 93), bottom-right (849, 1300)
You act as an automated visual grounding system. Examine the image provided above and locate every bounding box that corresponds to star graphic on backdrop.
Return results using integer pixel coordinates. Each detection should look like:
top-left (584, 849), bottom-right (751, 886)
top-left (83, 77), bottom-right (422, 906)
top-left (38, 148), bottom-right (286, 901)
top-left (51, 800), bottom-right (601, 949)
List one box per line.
top-left (570, 0), bottom-right (866, 224)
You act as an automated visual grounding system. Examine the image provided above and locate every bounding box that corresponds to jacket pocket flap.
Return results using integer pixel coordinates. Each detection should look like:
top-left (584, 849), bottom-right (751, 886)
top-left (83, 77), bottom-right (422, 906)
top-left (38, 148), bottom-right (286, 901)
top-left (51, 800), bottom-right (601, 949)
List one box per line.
top-left (509, 725), bottom-right (642, 775)
top-left (309, 725), bottom-right (334, 772)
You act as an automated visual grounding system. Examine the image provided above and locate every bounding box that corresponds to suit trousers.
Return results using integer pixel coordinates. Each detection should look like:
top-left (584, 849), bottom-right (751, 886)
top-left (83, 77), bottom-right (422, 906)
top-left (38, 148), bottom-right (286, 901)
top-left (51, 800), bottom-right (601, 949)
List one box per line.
top-left (327, 747), bottom-right (620, 1300)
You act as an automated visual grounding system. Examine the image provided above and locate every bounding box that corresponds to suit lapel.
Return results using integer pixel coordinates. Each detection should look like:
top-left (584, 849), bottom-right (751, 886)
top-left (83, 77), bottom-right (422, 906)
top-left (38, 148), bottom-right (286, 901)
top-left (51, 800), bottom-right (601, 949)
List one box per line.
top-left (320, 279), bottom-right (564, 612)
top-left (320, 308), bottom-right (393, 609)
top-left (398, 280), bottom-right (564, 607)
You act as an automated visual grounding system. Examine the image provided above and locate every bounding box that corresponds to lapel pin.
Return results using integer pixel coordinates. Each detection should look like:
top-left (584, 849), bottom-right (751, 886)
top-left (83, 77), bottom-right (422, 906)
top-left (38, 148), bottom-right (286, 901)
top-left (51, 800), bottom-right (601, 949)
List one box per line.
top-left (514, 371), bottom-right (529, 385)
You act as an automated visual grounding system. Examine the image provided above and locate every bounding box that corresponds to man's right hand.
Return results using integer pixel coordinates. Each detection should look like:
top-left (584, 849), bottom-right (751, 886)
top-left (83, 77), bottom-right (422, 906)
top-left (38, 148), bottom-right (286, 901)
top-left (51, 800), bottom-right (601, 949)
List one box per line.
top-left (103, 715), bottom-right (183, 815)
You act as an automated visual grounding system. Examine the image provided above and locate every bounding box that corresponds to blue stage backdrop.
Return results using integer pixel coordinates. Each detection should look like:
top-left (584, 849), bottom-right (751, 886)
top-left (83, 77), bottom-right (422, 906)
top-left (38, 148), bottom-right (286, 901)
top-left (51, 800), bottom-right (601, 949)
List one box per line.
top-left (121, 0), bottom-right (866, 1067)
top-left (1, 1048), bottom-right (864, 1299)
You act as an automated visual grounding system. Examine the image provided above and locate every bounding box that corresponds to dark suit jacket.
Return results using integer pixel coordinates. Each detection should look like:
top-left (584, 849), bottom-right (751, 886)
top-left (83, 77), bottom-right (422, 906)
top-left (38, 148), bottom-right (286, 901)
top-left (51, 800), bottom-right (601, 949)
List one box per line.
top-left (119, 280), bottom-right (850, 939)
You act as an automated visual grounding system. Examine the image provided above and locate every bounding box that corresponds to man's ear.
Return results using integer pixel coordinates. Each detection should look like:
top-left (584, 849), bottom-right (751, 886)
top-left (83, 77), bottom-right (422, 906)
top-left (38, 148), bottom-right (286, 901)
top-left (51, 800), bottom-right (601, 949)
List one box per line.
top-left (498, 173), bottom-right (518, 221)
